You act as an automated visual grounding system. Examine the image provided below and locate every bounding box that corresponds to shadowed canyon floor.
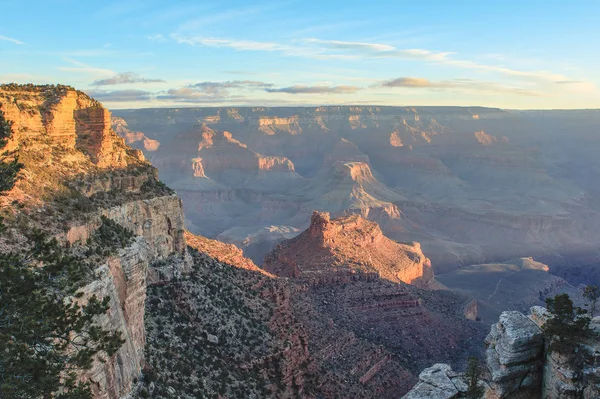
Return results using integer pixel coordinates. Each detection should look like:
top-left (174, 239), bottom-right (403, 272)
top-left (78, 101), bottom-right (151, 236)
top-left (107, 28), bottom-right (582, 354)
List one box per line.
top-left (112, 107), bottom-right (600, 285)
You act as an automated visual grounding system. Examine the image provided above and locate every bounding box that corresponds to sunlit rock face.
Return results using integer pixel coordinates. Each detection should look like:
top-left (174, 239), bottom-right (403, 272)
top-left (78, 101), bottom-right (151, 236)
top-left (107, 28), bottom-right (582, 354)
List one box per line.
top-left (263, 211), bottom-right (433, 287)
top-left (1, 85), bottom-right (190, 398)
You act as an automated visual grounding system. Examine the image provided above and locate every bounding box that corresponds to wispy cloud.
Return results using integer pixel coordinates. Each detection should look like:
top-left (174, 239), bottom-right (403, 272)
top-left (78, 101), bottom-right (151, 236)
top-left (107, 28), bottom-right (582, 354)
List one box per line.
top-left (380, 76), bottom-right (542, 96)
top-left (171, 34), bottom-right (291, 52)
top-left (93, 72), bottom-right (165, 85)
top-left (0, 35), bottom-right (25, 45)
top-left (190, 80), bottom-right (273, 95)
top-left (155, 80), bottom-right (272, 103)
top-left (147, 34), bottom-right (167, 42)
top-left (266, 85), bottom-right (360, 94)
top-left (86, 89), bottom-right (153, 102)
top-left (381, 77), bottom-right (432, 88)
top-left (156, 87), bottom-right (246, 103)
top-left (172, 34), bottom-right (583, 86)
top-left (58, 58), bottom-right (114, 75)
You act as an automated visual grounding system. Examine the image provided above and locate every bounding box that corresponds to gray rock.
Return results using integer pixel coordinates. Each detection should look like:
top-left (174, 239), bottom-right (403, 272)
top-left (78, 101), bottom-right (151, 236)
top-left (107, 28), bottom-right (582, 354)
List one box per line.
top-left (402, 363), bottom-right (459, 399)
top-left (207, 333), bottom-right (219, 344)
top-left (494, 311), bottom-right (543, 366)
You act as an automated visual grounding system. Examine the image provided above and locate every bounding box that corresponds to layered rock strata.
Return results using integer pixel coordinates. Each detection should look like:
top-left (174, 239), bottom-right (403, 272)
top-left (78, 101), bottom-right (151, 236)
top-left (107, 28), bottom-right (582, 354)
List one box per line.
top-left (0, 85), bottom-right (190, 398)
top-left (263, 211), bottom-right (433, 286)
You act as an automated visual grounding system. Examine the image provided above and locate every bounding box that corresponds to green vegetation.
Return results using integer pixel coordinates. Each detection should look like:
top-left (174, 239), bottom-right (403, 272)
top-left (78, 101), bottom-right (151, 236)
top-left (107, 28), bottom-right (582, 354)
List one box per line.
top-left (583, 285), bottom-right (599, 317)
top-left (141, 177), bottom-right (175, 196)
top-left (0, 109), bottom-right (124, 398)
top-left (463, 357), bottom-right (484, 399)
top-left (86, 215), bottom-right (135, 256)
top-left (543, 293), bottom-right (590, 353)
top-left (139, 249), bottom-right (300, 398)
top-left (0, 109), bottom-right (23, 196)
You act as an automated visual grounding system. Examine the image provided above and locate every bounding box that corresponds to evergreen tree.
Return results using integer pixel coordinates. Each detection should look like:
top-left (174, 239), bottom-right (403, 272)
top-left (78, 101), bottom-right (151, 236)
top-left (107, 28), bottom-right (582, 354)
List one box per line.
top-left (0, 108), bottom-right (124, 398)
top-left (464, 357), bottom-right (483, 398)
top-left (583, 285), bottom-right (599, 317)
top-left (543, 293), bottom-right (590, 353)
top-left (0, 110), bottom-right (22, 194)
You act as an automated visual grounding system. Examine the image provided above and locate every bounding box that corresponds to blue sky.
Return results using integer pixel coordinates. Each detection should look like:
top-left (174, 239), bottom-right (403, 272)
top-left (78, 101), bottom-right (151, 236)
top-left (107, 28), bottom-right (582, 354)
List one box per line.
top-left (1, 0), bottom-right (599, 109)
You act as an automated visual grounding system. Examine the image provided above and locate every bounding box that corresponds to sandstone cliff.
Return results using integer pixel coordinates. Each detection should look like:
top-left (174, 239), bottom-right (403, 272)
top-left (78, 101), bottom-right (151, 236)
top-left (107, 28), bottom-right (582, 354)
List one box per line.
top-left (263, 211), bottom-right (433, 286)
top-left (0, 84), bottom-right (190, 398)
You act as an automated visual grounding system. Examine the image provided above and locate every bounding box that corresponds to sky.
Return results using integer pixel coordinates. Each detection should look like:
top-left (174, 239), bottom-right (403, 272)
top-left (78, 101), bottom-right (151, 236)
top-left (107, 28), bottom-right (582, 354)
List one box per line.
top-left (1, 0), bottom-right (599, 109)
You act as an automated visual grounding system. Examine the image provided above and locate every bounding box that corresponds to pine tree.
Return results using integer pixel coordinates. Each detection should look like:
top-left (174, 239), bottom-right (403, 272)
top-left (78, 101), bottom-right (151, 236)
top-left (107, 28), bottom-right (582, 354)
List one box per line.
top-left (0, 108), bottom-right (124, 398)
top-left (464, 357), bottom-right (483, 398)
top-left (543, 293), bottom-right (590, 354)
top-left (583, 285), bottom-right (599, 317)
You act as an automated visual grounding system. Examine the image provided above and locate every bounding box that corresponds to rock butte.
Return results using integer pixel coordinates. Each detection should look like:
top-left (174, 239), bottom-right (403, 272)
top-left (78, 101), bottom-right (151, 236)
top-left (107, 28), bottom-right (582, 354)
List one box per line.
top-left (263, 211), bottom-right (433, 287)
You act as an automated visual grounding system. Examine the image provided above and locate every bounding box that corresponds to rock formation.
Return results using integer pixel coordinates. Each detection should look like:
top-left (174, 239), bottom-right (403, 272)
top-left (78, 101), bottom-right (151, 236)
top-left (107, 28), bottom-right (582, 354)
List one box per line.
top-left (0, 84), bottom-right (189, 398)
top-left (485, 311), bottom-right (545, 397)
top-left (112, 116), bottom-right (160, 151)
top-left (263, 211), bottom-right (433, 286)
top-left (112, 106), bottom-right (600, 282)
top-left (403, 307), bottom-right (600, 399)
top-left (402, 364), bottom-right (470, 399)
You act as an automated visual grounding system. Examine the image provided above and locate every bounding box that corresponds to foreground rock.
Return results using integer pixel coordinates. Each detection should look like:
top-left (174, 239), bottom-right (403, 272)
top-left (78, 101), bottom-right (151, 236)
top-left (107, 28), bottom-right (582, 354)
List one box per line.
top-left (485, 311), bottom-right (544, 397)
top-left (403, 307), bottom-right (600, 399)
top-left (402, 364), bottom-right (467, 399)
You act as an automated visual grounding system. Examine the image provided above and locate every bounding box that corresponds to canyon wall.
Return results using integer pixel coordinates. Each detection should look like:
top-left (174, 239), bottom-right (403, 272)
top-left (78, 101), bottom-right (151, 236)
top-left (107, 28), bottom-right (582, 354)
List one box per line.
top-left (0, 85), bottom-right (190, 398)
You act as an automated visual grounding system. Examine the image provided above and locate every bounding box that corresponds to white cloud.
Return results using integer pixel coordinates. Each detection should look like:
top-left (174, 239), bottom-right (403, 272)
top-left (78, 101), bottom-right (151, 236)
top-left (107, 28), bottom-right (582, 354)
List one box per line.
top-left (93, 72), bottom-right (165, 85)
top-left (266, 85), bottom-right (360, 94)
top-left (147, 34), bottom-right (167, 42)
top-left (169, 34), bottom-right (593, 91)
top-left (0, 35), bottom-right (25, 45)
top-left (58, 58), bottom-right (115, 76)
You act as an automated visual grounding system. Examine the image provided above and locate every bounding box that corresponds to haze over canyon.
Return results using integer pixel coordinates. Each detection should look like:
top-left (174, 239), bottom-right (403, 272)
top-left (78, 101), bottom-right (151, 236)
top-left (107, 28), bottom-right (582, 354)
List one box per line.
top-left (112, 106), bottom-right (600, 286)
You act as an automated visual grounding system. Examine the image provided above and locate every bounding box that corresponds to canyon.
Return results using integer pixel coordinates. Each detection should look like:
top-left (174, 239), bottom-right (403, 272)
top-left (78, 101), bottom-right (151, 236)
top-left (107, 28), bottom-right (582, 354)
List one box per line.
top-left (2, 84), bottom-right (599, 399)
top-left (112, 106), bottom-right (600, 285)
top-left (0, 85), bottom-right (486, 398)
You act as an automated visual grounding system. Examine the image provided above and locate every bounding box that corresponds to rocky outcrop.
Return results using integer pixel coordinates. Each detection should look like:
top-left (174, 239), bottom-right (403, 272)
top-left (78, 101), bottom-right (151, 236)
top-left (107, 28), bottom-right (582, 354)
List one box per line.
top-left (538, 316), bottom-right (600, 399)
top-left (263, 211), bottom-right (433, 286)
top-left (195, 128), bottom-right (297, 174)
top-left (184, 230), bottom-right (273, 276)
top-left (402, 364), bottom-right (468, 399)
top-left (112, 116), bottom-right (160, 152)
top-left (65, 194), bottom-right (189, 282)
top-left (484, 311), bottom-right (545, 398)
top-left (248, 115), bottom-right (302, 135)
top-left (406, 307), bottom-right (600, 399)
top-left (0, 85), bottom-right (142, 168)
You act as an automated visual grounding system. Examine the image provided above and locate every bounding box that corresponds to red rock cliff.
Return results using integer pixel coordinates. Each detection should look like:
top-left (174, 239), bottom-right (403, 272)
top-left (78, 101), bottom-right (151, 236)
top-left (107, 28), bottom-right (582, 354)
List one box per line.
top-left (264, 211), bottom-right (433, 286)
